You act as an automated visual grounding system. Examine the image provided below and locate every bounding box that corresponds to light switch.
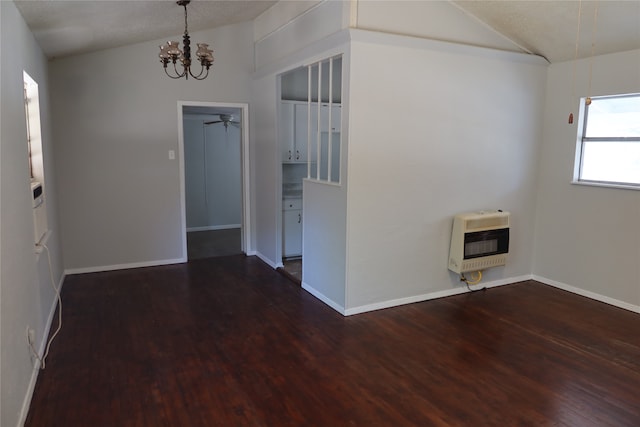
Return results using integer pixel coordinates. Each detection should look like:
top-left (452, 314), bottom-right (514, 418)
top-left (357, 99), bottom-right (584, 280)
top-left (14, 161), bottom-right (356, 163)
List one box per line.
top-left (168, 150), bottom-right (175, 160)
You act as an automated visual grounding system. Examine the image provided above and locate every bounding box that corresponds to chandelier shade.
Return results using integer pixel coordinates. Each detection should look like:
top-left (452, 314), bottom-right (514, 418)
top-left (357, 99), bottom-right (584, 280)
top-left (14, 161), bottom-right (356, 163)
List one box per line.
top-left (159, 0), bottom-right (214, 80)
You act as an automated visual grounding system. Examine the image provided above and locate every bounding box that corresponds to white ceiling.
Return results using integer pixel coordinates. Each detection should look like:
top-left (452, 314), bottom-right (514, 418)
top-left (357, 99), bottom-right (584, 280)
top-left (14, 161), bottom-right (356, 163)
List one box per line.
top-left (452, 0), bottom-right (640, 63)
top-left (13, 0), bottom-right (640, 63)
top-left (14, 0), bottom-right (278, 59)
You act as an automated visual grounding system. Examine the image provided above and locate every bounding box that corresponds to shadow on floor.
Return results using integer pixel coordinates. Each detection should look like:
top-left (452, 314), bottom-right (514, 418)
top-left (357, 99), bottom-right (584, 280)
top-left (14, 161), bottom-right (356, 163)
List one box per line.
top-left (279, 258), bottom-right (302, 285)
top-left (187, 228), bottom-right (242, 260)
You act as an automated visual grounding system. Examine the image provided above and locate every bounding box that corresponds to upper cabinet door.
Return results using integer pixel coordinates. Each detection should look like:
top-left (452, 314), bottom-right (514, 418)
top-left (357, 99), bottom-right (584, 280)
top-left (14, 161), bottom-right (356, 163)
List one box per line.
top-left (294, 103), bottom-right (318, 163)
top-left (320, 104), bottom-right (341, 132)
top-left (280, 55), bottom-right (342, 180)
top-left (280, 102), bottom-right (295, 162)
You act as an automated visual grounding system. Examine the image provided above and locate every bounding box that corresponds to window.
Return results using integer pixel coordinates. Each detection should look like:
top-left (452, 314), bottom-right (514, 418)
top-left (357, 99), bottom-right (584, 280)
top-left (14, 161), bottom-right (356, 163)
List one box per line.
top-left (305, 56), bottom-right (342, 184)
top-left (24, 71), bottom-right (49, 245)
top-left (575, 93), bottom-right (640, 188)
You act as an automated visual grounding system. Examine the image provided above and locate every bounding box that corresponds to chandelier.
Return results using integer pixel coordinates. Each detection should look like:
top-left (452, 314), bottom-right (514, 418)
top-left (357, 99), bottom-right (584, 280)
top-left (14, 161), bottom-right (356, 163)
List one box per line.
top-left (158, 0), bottom-right (214, 80)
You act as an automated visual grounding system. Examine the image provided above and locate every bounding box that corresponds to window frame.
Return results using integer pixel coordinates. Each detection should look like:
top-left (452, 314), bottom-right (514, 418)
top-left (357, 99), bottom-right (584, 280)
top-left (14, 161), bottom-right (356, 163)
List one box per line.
top-left (573, 93), bottom-right (640, 190)
top-left (305, 55), bottom-right (342, 185)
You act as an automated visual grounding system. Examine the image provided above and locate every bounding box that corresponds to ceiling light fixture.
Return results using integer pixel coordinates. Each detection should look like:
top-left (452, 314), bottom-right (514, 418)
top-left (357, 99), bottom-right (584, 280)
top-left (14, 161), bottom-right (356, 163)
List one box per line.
top-left (158, 0), bottom-right (213, 80)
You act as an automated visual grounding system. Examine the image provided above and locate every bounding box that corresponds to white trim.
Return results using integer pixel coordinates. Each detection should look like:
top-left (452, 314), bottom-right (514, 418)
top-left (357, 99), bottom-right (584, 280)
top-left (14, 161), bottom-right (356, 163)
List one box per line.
top-left (571, 180), bottom-right (640, 192)
top-left (343, 275), bottom-right (531, 316)
top-left (254, 0), bottom-right (325, 44)
top-left (348, 28), bottom-right (549, 66)
top-left (532, 275), bottom-right (640, 314)
top-left (64, 257), bottom-right (185, 276)
top-left (177, 101), bottom-right (252, 258)
top-left (186, 224), bottom-right (241, 232)
top-left (253, 28), bottom-right (351, 79)
top-left (255, 251), bottom-right (279, 269)
top-left (302, 282), bottom-right (346, 315)
top-left (18, 272), bottom-right (65, 427)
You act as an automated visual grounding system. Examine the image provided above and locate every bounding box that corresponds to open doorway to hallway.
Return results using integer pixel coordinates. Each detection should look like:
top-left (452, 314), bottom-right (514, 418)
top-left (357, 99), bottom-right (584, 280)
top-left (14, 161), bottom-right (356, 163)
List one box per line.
top-left (179, 102), bottom-right (251, 260)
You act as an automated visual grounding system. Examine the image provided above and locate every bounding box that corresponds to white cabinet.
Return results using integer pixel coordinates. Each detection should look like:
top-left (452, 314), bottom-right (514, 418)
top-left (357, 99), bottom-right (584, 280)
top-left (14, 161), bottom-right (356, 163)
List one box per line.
top-left (294, 103), bottom-right (341, 164)
top-left (320, 104), bottom-right (341, 131)
top-left (281, 101), bottom-right (315, 163)
top-left (281, 101), bottom-right (341, 164)
top-left (294, 103), bottom-right (317, 163)
top-left (280, 102), bottom-right (297, 162)
top-left (282, 199), bottom-right (302, 257)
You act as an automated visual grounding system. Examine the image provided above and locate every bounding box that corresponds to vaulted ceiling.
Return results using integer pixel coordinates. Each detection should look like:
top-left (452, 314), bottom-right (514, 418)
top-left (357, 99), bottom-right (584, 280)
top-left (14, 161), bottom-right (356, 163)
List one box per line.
top-left (14, 0), bottom-right (640, 64)
top-left (14, 0), bottom-right (278, 59)
top-left (452, 0), bottom-right (640, 63)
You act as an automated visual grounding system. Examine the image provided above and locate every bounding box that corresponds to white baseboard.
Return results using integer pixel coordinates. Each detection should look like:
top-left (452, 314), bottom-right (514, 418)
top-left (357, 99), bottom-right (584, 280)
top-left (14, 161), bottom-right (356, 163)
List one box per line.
top-left (187, 224), bottom-right (241, 232)
top-left (255, 251), bottom-right (278, 269)
top-left (18, 272), bottom-right (65, 427)
top-left (300, 272), bottom-right (640, 317)
top-left (301, 282), bottom-right (346, 315)
top-left (65, 257), bottom-right (186, 275)
top-left (532, 275), bottom-right (640, 314)
top-left (343, 275), bottom-right (531, 316)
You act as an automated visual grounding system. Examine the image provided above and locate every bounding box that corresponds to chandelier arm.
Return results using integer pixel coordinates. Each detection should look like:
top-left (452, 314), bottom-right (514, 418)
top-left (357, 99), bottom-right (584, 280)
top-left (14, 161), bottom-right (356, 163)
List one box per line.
top-left (189, 63), bottom-right (207, 79)
top-left (191, 66), bottom-right (210, 81)
top-left (173, 61), bottom-right (187, 78)
top-left (164, 66), bottom-right (184, 79)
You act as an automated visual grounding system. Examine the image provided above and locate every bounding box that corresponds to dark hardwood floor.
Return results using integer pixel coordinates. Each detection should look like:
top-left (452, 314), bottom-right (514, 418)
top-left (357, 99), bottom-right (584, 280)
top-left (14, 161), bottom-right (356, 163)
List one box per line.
top-left (187, 228), bottom-right (242, 260)
top-left (26, 255), bottom-right (640, 426)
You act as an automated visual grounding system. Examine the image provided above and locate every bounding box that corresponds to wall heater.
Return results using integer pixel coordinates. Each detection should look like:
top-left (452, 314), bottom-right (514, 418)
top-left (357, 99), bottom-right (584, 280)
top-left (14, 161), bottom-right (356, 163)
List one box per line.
top-left (448, 210), bottom-right (510, 274)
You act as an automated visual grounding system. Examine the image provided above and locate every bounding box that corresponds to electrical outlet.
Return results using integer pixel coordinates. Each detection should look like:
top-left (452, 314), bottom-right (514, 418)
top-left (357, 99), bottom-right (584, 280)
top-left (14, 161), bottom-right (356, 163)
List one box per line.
top-left (25, 327), bottom-right (40, 367)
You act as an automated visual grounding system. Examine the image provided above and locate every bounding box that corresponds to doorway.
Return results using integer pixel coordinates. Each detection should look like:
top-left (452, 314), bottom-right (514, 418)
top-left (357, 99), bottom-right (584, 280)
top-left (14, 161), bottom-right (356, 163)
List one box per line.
top-left (278, 57), bottom-right (342, 281)
top-left (178, 102), bottom-right (251, 260)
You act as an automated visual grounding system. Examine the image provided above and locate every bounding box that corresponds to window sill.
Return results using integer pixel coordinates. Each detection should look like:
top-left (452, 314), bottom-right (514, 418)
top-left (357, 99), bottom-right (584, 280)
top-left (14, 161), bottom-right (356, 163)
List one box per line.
top-left (571, 180), bottom-right (640, 191)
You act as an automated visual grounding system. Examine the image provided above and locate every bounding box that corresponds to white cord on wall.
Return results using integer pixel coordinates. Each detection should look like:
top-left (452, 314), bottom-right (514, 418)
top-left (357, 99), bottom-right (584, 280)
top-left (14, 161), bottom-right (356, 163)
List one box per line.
top-left (29, 243), bottom-right (62, 369)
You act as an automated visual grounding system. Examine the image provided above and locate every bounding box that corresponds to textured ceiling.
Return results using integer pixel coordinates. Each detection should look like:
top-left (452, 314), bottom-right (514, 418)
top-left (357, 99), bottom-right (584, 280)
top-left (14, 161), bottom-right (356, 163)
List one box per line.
top-left (453, 0), bottom-right (640, 63)
top-left (14, 0), bottom-right (640, 63)
top-left (14, 0), bottom-right (278, 59)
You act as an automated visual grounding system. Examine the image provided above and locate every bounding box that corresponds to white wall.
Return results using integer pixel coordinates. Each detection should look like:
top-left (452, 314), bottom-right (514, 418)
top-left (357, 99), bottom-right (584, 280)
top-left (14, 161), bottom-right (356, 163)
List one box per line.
top-left (49, 22), bottom-right (254, 272)
top-left (251, 0), bottom-right (550, 314)
top-left (251, 0), bottom-right (350, 268)
top-left (250, 73), bottom-right (280, 266)
top-left (183, 114), bottom-right (242, 230)
top-left (533, 49), bottom-right (640, 310)
top-left (254, 0), bottom-right (347, 70)
top-left (1, 2), bottom-right (64, 426)
top-left (345, 31), bottom-right (547, 311)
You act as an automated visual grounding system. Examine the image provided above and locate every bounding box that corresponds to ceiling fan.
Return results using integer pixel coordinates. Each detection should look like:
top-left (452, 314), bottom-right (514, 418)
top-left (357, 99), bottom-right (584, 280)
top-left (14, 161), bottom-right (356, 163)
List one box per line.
top-left (204, 114), bottom-right (240, 131)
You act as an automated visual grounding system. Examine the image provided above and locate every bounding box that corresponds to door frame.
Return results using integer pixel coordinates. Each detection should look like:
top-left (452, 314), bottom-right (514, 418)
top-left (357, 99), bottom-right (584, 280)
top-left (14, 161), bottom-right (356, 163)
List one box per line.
top-left (177, 101), bottom-right (252, 259)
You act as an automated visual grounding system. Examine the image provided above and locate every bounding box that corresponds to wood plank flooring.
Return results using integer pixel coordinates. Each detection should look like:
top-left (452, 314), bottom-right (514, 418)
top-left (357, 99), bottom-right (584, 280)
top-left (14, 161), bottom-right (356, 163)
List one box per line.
top-left (25, 255), bottom-right (640, 426)
top-left (187, 229), bottom-right (242, 260)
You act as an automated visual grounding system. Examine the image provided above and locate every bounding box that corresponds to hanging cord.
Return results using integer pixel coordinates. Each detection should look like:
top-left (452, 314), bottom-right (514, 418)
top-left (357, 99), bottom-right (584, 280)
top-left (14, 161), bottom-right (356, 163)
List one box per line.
top-left (29, 244), bottom-right (63, 369)
top-left (586, 1), bottom-right (599, 106)
top-left (460, 271), bottom-right (486, 292)
top-left (202, 122), bottom-right (209, 209)
top-left (569, 0), bottom-right (583, 124)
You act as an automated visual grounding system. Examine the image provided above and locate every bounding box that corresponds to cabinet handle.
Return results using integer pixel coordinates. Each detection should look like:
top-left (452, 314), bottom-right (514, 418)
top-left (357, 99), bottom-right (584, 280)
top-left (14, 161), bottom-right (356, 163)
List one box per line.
top-left (288, 150), bottom-right (292, 160)
top-left (297, 213), bottom-right (301, 224)
top-left (295, 150), bottom-right (300, 160)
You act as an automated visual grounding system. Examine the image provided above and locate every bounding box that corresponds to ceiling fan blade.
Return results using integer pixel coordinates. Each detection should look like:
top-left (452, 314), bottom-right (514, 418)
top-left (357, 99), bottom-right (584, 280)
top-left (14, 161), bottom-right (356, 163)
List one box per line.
top-left (204, 120), bottom-right (223, 125)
